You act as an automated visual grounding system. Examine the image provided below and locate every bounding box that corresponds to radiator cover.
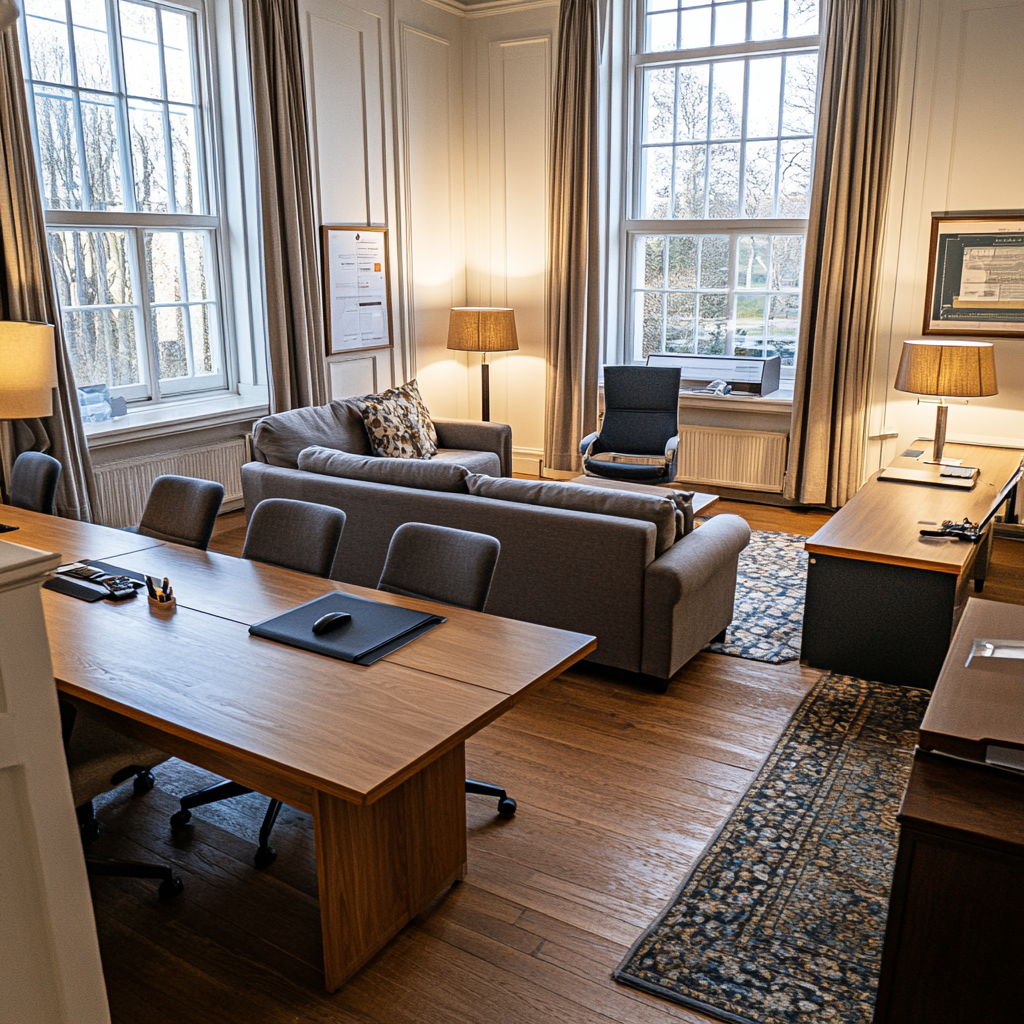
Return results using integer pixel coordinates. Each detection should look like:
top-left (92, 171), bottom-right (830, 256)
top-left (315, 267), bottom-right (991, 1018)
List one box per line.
top-left (676, 425), bottom-right (788, 492)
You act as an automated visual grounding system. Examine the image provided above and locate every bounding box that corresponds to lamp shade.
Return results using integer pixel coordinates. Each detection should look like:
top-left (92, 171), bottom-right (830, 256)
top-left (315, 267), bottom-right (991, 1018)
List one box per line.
top-left (446, 308), bottom-right (519, 353)
top-left (894, 340), bottom-right (997, 399)
top-left (0, 322), bottom-right (58, 418)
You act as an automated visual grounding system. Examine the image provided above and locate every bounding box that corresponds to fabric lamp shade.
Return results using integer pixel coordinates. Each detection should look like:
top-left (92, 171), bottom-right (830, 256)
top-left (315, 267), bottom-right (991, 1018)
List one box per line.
top-left (446, 308), bottom-right (519, 353)
top-left (0, 322), bottom-right (59, 418)
top-left (894, 340), bottom-right (998, 399)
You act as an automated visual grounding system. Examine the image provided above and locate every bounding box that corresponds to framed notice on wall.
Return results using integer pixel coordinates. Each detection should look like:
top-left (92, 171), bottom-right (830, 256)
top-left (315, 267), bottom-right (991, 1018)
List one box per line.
top-left (924, 211), bottom-right (1024, 337)
top-left (322, 226), bottom-right (394, 354)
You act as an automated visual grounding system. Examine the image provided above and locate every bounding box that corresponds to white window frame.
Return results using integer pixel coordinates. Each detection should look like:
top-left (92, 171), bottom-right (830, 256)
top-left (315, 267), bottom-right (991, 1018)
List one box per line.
top-left (618, 1), bottom-right (821, 378)
top-left (20, 0), bottom-right (239, 405)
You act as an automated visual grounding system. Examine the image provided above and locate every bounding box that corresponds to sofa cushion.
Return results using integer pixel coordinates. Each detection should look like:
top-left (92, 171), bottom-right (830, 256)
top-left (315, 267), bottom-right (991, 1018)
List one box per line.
top-left (432, 449), bottom-right (501, 476)
top-left (465, 475), bottom-right (678, 556)
top-left (252, 400), bottom-right (370, 468)
top-left (298, 446), bottom-right (471, 492)
top-left (358, 379), bottom-right (438, 459)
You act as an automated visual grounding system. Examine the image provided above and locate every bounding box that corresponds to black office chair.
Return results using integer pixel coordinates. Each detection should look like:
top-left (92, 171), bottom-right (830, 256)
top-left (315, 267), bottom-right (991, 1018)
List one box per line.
top-left (378, 522), bottom-right (516, 817)
top-left (130, 475), bottom-right (224, 550)
top-left (579, 365), bottom-right (682, 485)
top-left (170, 499), bottom-right (347, 868)
top-left (10, 451), bottom-right (62, 514)
top-left (60, 698), bottom-right (183, 900)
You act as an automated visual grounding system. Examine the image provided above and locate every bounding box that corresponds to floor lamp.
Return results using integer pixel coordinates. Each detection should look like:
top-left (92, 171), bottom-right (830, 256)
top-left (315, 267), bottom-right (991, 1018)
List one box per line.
top-left (446, 308), bottom-right (518, 422)
top-left (893, 339), bottom-right (998, 463)
top-left (0, 321), bottom-right (59, 509)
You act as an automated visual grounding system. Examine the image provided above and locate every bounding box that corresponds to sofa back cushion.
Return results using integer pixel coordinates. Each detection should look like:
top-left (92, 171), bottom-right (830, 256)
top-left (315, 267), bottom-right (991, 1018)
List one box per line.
top-left (466, 475), bottom-right (678, 555)
top-left (298, 446), bottom-right (471, 492)
top-left (252, 400), bottom-right (370, 467)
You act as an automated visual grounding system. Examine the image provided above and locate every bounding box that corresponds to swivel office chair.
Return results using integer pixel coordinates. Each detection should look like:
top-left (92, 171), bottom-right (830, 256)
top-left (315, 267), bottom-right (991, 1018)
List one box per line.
top-left (580, 365), bottom-right (682, 485)
top-left (10, 451), bottom-right (62, 514)
top-left (170, 498), bottom-right (346, 867)
top-left (131, 475), bottom-right (225, 550)
top-left (60, 697), bottom-right (183, 899)
top-left (377, 522), bottom-right (516, 817)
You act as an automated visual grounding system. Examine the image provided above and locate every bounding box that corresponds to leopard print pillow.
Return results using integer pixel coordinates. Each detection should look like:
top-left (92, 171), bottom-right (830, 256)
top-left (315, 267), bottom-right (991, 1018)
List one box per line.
top-left (358, 379), bottom-right (437, 459)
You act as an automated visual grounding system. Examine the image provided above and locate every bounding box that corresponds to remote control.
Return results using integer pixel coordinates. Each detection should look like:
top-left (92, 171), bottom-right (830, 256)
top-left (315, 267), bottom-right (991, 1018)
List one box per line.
top-left (103, 576), bottom-right (139, 600)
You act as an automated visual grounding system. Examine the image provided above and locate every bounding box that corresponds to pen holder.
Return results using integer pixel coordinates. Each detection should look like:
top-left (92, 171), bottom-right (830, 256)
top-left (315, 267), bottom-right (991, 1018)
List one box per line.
top-left (148, 595), bottom-right (176, 616)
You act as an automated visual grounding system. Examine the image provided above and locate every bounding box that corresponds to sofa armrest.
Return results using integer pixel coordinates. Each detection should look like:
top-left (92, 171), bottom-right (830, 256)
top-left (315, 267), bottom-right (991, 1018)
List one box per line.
top-left (641, 513), bottom-right (751, 679)
top-left (432, 418), bottom-right (512, 477)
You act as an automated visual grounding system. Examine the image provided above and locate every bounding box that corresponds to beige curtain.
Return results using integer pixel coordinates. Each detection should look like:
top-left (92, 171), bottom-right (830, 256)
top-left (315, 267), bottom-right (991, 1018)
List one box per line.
top-left (0, 26), bottom-right (97, 520)
top-left (784, 0), bottom-right (902, 507)
top-left (247, 0), bottom-right (326, 412)
top-left (544, 0), bottom-right (600, 473)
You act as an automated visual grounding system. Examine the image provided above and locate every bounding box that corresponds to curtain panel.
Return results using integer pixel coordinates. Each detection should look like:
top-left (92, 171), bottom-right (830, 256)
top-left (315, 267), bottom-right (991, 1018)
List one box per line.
top-left (0, 26), bottom-right (97, 520)
top-left (247, 0), bottom-right (326, 413)
top-left (784, 0), bottom-right (902, 507)
top-left (544, 0), bottom-right (601, 474)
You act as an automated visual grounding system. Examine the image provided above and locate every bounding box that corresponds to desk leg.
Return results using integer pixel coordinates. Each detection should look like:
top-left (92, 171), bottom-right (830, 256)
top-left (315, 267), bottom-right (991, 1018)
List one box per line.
top-left (313, 743), bottom-right (467, 992)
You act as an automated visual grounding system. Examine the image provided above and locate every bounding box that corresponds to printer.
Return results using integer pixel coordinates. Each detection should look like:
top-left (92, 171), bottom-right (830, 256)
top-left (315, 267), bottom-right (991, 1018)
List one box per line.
top-left (645, 352), bottom-right (781, 396)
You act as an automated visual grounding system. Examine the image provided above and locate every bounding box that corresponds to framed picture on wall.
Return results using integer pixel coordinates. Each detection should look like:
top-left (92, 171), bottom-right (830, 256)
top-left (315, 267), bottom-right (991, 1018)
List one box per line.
top-left (923, 211), bottom-right (1024, 336)
top-left (322, 226), bottom-right (394, 354)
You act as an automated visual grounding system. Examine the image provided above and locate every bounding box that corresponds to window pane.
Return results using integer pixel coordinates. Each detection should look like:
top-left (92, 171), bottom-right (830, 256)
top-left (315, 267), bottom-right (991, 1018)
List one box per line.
top-left (707, 142), bottom-right (740, 217)
top-left (182, 231), bottom-right (212, 299)
top-left (782, 53), bottom-right (818, 135)
top-left (641, 146), bottom-right (673, 218)
top-left (644, 69), bottom-right (676, 145)
top-left (35, 88), bottom-right (83, 209)
top-left (643, 235), bottom-right (665, 288)
top-left (768, 292), bottom-right (800, 364)
top-left (667, 235), bottom-right (697, 289)
top-left (770, 234), bottom-right (804, 288)
top-left (24, 11), bottom-right (73, 85)
top-left (81, 91), bottom-right (124, 209)
top-left (673, 145), bottom-right (707, 218)
top-left (713, 1), bottom-right (746, 45)
top-left (162, 9), bottom-right (194, 104)
top-left (189, 304), bottom-right (217, 375)
top-left (129, 97), bottom-right (170, 210)
top-left (777, 137), bottom-right (812, 216)
top-left (736, 235), bottom-right (769, 288)
top-left (787, 0), bottom-right (819, 36)
top-left (734, 295), bottom-right (766, 339)
top-left (744, 141), bottom-right (776, 217)
top-left (751, 0), bottom-right (784, 40)
top-left (710, 61), bottom-right (743, 140)
top-left (665, 293), bottom-right (695, 351)
top-left (675, 65), bottom-right (709, 141)
top-left (120, 1), bottom-right (162, 99)
top-left (146, 230), bottom-right (182, 302)
top-left (699, 235), bottom-right (729, 287)
top-left (646, 11), bottom-right (678, 52)
top-left (170, 105), bottom-right (200, 212)
top-left (71, 0), bottom-right (112, 91)
top-left (747, 57), bottom-right (781, 137)
top-left (696, 293), bottom-right (727, 353)
top-left (679, 5), bottom-right (711, 49)
top-left (153, 305), bottom-right (187, 379)
top-left (642, 291), bottom-right (664, 356)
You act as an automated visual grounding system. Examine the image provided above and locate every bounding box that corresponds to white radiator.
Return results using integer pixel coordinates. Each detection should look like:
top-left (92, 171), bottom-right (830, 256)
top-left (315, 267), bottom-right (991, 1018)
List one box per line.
top-left (676, 426), bottom-right (788, 492)
top-left (93, 439), bottom-right (247, 528)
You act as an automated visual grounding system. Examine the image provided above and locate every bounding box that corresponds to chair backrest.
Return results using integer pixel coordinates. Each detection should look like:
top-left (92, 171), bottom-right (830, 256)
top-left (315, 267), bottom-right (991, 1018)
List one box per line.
top-left (10, 451), bottom-right (62, 514)
top-left (242, 498), bottom-right (346, 578)
top-left (596, 365), bottom-right (681, 455)
top-left (377, 522), bottom-right (500, 612)
top-left (138, 475), bottom-right (224, 550)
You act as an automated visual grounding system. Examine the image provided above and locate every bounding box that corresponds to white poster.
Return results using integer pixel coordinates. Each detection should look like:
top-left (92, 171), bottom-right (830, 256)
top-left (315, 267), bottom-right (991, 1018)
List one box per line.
top-left (325, 228), bottom-right (391, 353)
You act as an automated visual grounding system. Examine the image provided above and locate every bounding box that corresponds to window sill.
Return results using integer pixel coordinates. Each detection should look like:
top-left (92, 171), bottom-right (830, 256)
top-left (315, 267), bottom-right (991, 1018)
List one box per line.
top-left (676, 386), bottom-right (793, 411)
top-left (83, 388), bottom-right (270, 449)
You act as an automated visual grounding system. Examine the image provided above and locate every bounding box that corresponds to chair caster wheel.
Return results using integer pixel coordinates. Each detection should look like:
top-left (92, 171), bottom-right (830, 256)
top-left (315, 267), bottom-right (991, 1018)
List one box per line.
top-left (497, 797), bottom-right (517, 818)
top-left (133, 770), bottom-right (156, 796)
top-left (253, 845), bottom-right (277, 869)
top-left (170, 808), bottom-right (192, 831)
top-left (80, 819), bottom-right (102, 845)
top-left (159, 877), bottom-right (184, 900)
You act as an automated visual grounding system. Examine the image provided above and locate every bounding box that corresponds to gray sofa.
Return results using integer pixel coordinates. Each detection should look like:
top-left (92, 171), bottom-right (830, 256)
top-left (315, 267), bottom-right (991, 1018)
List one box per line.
top-left (242, 402), bottom-right (750, 688)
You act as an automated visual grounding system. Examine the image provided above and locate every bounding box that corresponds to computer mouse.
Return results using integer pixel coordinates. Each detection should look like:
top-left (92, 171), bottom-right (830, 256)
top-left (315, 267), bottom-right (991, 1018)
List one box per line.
top-left (312, 611), bottom-right (352, 635)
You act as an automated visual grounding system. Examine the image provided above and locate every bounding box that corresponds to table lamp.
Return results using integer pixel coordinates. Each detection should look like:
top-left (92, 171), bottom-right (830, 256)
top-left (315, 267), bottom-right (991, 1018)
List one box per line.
top-left (446, 307), bottom-right (518, 422)
top-left (893, 339), bottom-right (997, 462)
top-left (0, 321), bottom-right (59, 511)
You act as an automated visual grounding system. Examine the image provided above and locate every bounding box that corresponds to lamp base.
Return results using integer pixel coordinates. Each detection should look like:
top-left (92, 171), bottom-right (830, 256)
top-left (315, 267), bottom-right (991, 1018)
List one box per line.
top-left (481, 361), bottom-right (490, 422)
top-left (930, 404), bottom-right (948, 462)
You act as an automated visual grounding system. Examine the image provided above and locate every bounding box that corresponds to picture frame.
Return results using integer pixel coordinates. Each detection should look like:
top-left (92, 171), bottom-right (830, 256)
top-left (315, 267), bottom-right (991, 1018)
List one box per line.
top-left (923, 211), bottom-right (1024, 337)
top-left (321, 226), bottom-right (394, 354)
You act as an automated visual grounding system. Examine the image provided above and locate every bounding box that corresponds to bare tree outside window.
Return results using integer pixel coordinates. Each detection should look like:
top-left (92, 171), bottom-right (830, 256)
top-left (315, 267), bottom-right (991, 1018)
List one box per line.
top-left (21, 0), bottom-right (224, 402)
top-left (628, 0), bottom-right (819, 369)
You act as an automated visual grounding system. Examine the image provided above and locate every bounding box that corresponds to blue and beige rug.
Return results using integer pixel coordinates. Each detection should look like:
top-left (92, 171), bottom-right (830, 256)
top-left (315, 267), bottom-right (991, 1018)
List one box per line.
top-left (614, 673), bottom-right (930, 1024)
top-left (706, 527), bottom-right (808, 663)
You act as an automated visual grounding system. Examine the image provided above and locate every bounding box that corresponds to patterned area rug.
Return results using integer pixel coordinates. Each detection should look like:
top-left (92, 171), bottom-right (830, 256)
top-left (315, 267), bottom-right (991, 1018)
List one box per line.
top-left (614, 673), bottom-right (930, 1024)
top-left (706, 526), bottom-right (808, 663)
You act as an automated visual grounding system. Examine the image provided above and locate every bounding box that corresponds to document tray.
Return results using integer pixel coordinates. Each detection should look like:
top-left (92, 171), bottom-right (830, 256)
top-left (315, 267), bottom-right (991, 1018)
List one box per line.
top-left (248, 592), bottom-right (445, 666)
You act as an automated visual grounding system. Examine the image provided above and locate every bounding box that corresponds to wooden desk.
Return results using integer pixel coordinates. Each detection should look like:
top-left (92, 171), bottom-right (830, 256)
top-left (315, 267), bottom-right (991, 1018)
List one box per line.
top-left (873, 600), bottom-right (1024, 1023)
top-left (801, 441), bottom-right (1022, 688)
top-left (0, 506), bottom-right (596, 990)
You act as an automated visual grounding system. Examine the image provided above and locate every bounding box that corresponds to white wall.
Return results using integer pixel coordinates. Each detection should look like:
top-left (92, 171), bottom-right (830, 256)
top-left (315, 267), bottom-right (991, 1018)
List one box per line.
top-left (867, 0), bottom-right (1024, 475)
top-left (300, 0), bottom-right (556, 468)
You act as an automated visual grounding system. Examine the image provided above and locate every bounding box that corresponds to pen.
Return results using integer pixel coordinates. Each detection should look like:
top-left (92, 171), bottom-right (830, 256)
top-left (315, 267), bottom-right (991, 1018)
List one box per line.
top-left (162, 577), bottom-right (170, 598)
top-left (145, 575), bottom-right (157, 600)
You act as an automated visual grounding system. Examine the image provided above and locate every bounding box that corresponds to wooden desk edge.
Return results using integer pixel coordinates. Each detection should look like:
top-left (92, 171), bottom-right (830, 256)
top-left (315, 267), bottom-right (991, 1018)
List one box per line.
top-left (803, 541), bottom-right (966, 574)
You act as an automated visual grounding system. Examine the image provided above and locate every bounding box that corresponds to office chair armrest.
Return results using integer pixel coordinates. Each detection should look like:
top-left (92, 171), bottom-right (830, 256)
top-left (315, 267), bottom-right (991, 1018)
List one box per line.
top-left (664, 433), bottom-right (679, 465)
top-left (580, 431), bottom-right (599, 457)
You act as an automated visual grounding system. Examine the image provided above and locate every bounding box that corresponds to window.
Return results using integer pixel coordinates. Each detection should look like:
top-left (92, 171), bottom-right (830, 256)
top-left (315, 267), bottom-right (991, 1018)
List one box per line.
top-left (625, 0), bottom-right (820, 373)
top-left (20, 0), bottom-right (227, 402)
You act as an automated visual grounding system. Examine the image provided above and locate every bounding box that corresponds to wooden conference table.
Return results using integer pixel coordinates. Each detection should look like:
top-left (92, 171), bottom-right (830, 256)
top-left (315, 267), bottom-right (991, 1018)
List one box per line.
top-left (0, 505), bottom-right (596, 991)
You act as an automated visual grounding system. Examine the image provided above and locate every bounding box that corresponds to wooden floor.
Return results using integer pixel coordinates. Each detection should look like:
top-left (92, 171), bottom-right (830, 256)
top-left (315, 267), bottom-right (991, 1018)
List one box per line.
top-left (89, 499), bottom-right (1023, 1023)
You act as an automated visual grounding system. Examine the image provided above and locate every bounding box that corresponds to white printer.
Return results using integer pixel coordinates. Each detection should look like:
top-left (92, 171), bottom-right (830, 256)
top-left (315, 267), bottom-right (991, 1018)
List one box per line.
top-left (645, 352), bottom-right (781, 396)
